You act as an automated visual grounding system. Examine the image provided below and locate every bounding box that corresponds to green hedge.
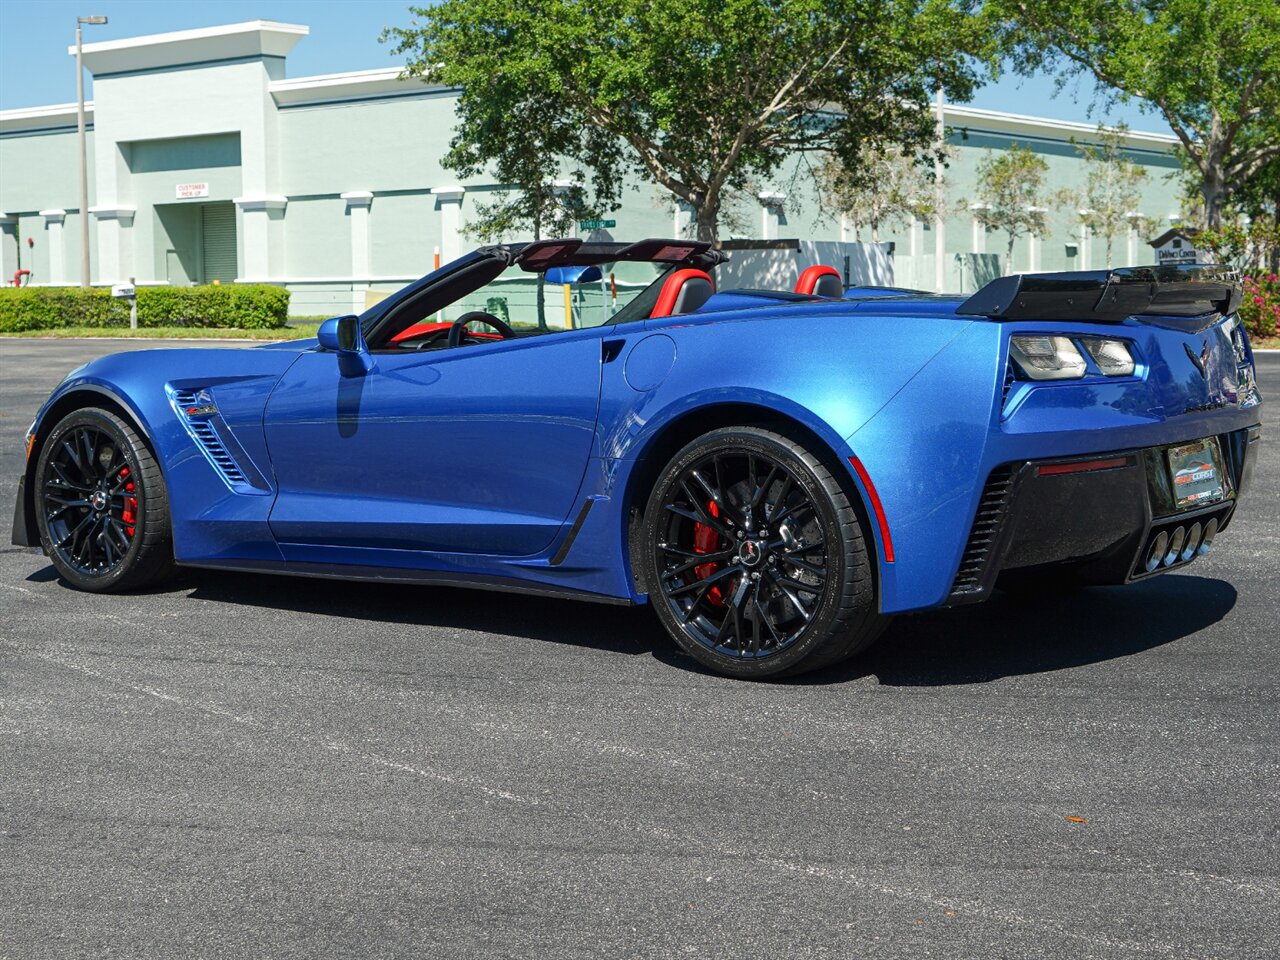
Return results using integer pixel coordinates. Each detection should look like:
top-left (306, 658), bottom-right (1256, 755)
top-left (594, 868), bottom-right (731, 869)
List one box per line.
top-left (0, 284), bottom-right (290, 333)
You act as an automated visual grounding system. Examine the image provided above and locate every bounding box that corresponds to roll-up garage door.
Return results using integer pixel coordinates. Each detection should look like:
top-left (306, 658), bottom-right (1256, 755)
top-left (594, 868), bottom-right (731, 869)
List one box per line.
top-left (201, 204), bottom-right (238, 282)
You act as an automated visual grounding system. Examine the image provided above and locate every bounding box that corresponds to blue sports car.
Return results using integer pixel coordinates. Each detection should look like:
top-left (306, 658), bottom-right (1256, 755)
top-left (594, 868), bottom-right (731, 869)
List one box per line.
top-left (12, 239), bottom-right (1264, 678)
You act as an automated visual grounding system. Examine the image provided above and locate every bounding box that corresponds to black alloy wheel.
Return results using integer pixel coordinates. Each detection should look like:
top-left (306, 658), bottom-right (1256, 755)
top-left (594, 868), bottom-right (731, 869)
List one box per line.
top-left (34, 407), bottom-right (175, 592)
top-left (644, 426), bottom-right (886, 679)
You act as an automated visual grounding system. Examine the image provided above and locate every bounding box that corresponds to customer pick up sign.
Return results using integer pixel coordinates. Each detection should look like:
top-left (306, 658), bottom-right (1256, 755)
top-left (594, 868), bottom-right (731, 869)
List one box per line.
top-left (176, 182), bottom-right (209, 199)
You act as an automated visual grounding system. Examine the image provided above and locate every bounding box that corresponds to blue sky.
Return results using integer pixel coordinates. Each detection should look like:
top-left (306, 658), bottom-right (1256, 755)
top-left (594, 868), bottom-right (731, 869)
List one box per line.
top-left (0, 0), bottom-right (1174, 136)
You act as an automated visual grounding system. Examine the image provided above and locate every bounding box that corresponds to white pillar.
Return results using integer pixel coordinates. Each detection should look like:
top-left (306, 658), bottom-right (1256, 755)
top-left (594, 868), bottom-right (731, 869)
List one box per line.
top-left (341, 192), bottom-right (373, 278)
top-left (89, 205), bottom-right (135, 285)
top-left (433, 186), bottom-right (466, 266)
top-left (234, 195), bottom-right (287, 281)
top-left (969, 203), bottom-right (988, 253)
top-left (673, 200), bottom-right (693, 239)
top-left (903, 217), bottom-right (924, 288)
top-left (341, 192), bottom-right (373, 314)
top-left (1026, 206), bottom-right (1046, 273)
top-left (757, 191), bottom-right (785, 240)
top-left (0, 213), bottom-right (17, 282)
top-left (40, 209), bottom-right (67, 285)
top-left (1077, 211), bottom-right (1092, 271)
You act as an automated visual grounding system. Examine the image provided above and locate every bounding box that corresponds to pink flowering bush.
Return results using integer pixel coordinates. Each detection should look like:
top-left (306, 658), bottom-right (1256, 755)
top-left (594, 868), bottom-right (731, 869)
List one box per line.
top-left (1240, 274), bottom-right (1279, 339)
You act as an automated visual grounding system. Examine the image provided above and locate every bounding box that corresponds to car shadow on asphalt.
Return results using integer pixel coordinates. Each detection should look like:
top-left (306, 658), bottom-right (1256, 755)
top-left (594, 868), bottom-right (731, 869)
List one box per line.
top-left (795, 573), bottom-right (1238, 687)
top-left (171, 568), bottom-right (665, 660)
top-left (28, 561), bottom-right (1237, 684)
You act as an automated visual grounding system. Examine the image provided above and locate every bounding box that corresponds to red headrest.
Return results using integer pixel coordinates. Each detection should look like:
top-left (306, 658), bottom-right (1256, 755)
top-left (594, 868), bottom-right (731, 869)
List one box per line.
top-left (796, 265), bottom-right (843, 298)
top-left (650, 268), bottom-right (716, 318)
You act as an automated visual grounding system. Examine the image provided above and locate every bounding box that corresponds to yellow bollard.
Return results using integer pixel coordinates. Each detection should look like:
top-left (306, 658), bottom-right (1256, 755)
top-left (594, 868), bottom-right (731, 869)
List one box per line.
top-left (563, 283), bottom-right (573, 329)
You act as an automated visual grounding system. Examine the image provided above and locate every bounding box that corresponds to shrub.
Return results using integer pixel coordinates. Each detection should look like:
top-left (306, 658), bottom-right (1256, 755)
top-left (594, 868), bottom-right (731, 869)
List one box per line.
top-left (0, 284), bottom-right (290, 333)
top-left (1240, 274), bottom-right (1280, 339)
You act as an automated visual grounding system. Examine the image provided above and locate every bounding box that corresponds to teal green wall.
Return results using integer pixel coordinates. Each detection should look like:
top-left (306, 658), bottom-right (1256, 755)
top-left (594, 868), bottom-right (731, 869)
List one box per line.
top-left (0, 59), bottom-right (1188, 307)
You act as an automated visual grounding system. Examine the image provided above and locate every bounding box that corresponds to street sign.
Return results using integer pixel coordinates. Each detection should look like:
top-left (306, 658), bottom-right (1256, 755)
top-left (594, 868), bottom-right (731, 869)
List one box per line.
top-left (578, 219), bottom-right (616, 230)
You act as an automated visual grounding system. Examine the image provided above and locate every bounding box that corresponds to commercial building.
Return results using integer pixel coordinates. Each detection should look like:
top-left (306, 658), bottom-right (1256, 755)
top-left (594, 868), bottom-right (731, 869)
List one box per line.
top-left (0, 19), bottom-right (1187, 314)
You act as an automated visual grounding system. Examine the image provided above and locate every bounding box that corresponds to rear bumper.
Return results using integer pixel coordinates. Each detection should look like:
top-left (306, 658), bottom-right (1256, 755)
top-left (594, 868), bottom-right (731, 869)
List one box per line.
top-left (947, 424), bottom-right (1261, 603)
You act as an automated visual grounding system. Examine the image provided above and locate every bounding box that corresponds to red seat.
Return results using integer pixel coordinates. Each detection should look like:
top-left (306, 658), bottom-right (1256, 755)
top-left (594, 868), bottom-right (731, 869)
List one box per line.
top-left (796, 265), bottom-right (843, 298)
top-left (650, 268), bottom-right (715, 318)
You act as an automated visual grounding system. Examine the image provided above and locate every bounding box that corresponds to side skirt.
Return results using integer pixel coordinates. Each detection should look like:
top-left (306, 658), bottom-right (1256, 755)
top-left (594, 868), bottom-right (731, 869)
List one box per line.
top-left (177, 558), bottom-right (635, 606)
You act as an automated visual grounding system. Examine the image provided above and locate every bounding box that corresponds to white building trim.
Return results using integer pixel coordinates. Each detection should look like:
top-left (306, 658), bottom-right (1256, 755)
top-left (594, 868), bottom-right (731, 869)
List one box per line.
top-left (758, 191), bottom-right (786, 240)
top-left (1026, 206), bottom-right (1047, 271)
top-left (341, 192), bottom-right (374, 285)
top-left (89, 205), bottom-right (136, 223)
top-left (968, 202), bottom-right (989, 253)
top-left (40, 209), bottom-right (68, 284)
top-left (433, 186), bottom-right (466, 264)
top-left (269, 67), bottom-right (448, 107)
top-left (941, 104), bottom-right (1179, 149)
top-left (1125, 211), bottom-right (1143, 266)
top-left (70, 20), bottom-right (308, 75)
top-left (0, 101), bottom-right (93, 133)
top-left (234, 195), bottom-right (288, 212)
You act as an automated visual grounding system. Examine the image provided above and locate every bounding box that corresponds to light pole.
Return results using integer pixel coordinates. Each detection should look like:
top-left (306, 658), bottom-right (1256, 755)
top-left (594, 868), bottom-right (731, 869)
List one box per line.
top-left (76, 15), bottom-right (106, 289)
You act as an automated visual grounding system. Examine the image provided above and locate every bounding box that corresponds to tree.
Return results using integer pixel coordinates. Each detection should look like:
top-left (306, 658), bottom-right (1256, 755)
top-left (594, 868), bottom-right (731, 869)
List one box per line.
top-left (814, 144), bottom-right (936, 242)
top-left (1225, 138), bottom-right (1280, 273)
top-left (989, 0), bottom-right (1280, 229)
top-left (385, 0), bottom-right (987, 243)
top-left (1056, 125), bottom-right (1149, 268)
top-left (971, 144), bottom-right (1049, 273)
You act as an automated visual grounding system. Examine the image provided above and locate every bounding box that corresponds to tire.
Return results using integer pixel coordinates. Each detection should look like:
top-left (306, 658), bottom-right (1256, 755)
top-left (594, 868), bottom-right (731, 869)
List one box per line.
top-left (33, 406), bottom-right (175, 592)
top-left (642, 426), bottom-right (887, 679)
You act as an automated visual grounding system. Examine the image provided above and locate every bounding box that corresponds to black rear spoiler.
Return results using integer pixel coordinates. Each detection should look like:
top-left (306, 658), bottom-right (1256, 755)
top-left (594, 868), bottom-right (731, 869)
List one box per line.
top-left (957, 264), bottom-right (1243, 323)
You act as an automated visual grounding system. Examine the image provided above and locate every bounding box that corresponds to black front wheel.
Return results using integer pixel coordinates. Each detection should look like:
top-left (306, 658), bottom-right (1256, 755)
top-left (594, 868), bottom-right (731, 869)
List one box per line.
top-left (34, 407), bottom-right (175, 592)
top-left (642, 426), bottom-right (887, 679)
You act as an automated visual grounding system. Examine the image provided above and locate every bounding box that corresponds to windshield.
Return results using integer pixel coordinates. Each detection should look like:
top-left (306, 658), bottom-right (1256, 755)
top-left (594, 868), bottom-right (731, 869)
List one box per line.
top-left (448, 261), bottom-right (672, 331)
top-left (371, 256), bottom-right (678, 348)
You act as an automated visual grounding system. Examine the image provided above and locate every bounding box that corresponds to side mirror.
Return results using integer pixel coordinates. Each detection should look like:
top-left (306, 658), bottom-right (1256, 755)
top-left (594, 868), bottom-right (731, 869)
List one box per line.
top-left (317, 315), bottom-right (373, 376)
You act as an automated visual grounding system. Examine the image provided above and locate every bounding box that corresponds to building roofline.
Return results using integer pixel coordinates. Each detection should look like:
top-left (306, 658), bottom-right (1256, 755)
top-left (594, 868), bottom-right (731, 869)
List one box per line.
top-left (269, 67), bottom-right (449, 106)
top-left (943, 103), bottom-right (1179, 148)
top-left (68, 20), bottom-right (309, 76)
top-left (0, 101), bottom-right (92, 133)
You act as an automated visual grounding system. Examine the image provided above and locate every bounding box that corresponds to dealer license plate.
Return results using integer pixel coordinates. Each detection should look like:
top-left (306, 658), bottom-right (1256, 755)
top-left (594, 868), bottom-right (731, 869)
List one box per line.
top-left (1167, 438), bottom-right (1226, 510)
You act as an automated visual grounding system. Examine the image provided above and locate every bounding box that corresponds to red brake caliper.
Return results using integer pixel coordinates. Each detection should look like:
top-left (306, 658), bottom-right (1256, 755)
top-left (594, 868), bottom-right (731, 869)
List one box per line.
top-left (692, 500), bottom-right (727, 607)
top-left (119, 466), bottom-right (137, 537)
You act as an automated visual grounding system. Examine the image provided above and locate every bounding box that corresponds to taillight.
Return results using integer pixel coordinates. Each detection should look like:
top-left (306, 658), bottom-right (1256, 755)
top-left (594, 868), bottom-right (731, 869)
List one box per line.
top-left (1009, 336), bottom-right (1087, 380)
top-left (1078, 337), bottom-right (1136, 376)
top-left (1010, 335), bottom-right (1136, 380)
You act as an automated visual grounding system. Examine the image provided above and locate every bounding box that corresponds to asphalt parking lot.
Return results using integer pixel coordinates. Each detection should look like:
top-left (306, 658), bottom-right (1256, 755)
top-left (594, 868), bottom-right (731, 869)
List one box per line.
top-left (2, 338), bottom-right (1277, 960)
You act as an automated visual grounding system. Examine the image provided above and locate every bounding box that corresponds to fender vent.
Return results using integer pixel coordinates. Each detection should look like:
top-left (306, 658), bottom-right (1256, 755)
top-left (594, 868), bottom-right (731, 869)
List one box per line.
top-left (948, 464), bottom-right (1016, 601)
top-left (170, 388), bottom-right (249, 487)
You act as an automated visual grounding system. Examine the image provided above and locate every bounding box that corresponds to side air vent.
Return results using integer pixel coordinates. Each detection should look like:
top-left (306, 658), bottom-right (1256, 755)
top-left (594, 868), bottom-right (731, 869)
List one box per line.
top-left (168, 387), bottom-right (251, 488)
top-left (948, 464), bottom-right (1017, 602)
top-left (1000, 361), bottom-right (1016, 408)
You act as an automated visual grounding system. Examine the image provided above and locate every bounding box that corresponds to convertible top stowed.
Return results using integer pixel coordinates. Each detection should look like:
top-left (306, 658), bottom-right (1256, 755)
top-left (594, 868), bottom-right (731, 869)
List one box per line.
top-left (486, 237), bottom-right (728, 272)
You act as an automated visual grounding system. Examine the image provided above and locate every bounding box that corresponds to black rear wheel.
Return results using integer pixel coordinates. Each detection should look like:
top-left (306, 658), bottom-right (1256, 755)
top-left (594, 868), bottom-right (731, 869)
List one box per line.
top-left (643, 426), bottom-right (887, 678)
top-left (34, 407), bottom-right (175, 592)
